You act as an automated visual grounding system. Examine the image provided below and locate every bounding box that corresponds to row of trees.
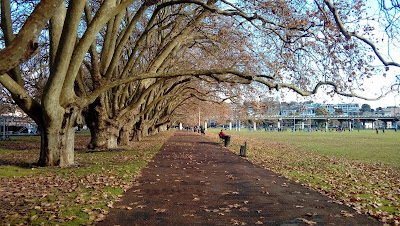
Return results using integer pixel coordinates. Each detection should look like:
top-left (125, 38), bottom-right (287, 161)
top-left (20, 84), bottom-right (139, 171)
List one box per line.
top-left (1, 0), bottom-right (399, 167)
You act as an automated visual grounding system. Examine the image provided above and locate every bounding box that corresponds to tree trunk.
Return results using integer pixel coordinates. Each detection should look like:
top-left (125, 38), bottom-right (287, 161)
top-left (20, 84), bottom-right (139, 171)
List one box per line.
top-left (132, 120), bottom-right (143, 141)
top-left (85, 100), bottom-right (106, 149)
top-left (37, 109), bottom-right (77, 167)
top-left (158, 124), bottom-right (168, 132)
top-left (118, 121), bottom-right (134, 146)
top-left (87, 121), bottom-right (108, 150)
top-left (86, 119), bottom-right (120, 150)
top-left (140, 123), bottom-right (149, 138)
top-left (107, 126), bottom-right (119, 149)
top-left (85, 99), bottom-right (121, 150)
top-left (148, 124), bottom-right (157, 136)
top-left (87, 119), bottom-right (120, 150)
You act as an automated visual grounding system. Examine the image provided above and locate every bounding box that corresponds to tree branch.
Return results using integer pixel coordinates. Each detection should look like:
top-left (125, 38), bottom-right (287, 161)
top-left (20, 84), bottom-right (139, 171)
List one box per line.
top-left (0, 0), bottom-right (65, 75)
top-left (253, 77), bottom-right (399, 101)
top-left (0, 73), bottom-right (42, 123)
top-left (323, 0), bottom-right (400, 67)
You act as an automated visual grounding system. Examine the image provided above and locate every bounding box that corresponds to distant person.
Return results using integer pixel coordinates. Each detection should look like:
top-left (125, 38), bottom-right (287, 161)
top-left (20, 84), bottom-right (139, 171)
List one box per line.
top-left (376, 128), bottom-right (378, 134)
top-left (200, 126), bottom-right (205, 135)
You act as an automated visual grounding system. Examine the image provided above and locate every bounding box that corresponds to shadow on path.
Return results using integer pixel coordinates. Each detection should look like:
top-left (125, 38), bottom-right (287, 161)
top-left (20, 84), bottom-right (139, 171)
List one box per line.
top-left (99, 131), bottom-right (380, 225)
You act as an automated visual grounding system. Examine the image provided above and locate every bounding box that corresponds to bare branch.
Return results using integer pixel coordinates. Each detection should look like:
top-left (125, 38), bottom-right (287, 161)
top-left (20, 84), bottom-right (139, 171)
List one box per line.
top-left (253, 77), bottom-right (399, 101)
top-left (323, 0), bottom-right (400, 67)
top-left (0, 0), bottom-right (65, 75)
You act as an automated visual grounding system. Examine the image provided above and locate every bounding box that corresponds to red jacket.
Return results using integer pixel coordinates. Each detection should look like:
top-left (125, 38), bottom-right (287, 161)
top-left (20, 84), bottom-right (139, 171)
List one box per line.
top-left (219, 131), bottom-right (227, 136)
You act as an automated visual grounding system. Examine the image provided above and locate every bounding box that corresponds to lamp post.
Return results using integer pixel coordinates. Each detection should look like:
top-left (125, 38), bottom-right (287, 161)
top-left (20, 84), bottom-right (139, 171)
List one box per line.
top-left (293, 114), bottom-right (295, 131)
top-left (1, 117), bottom-right (5, 139)
top-left (198, 107), bottom-right (200, 128)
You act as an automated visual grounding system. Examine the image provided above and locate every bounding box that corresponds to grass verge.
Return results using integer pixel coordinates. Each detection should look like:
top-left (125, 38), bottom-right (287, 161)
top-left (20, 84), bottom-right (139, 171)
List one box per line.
top-left (0, 130), bottom-right (173, 225)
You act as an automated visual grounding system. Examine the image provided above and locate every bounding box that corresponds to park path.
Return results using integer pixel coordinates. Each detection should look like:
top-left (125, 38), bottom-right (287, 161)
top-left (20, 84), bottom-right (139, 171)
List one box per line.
top-left (98, 131), bottom-right (380, 225)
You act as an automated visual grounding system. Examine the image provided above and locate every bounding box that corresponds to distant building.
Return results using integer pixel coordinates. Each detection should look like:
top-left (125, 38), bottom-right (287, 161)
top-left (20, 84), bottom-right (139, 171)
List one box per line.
top-left (1, 109), bottom-right (34, 132)
top-left (278, 102), bottom-right (360, 116)
top-left (334, 103), bottom-right (360, 116)
top-left (245, 100), bottom-right (399, 117)
top-left (382, 106), bottom-right (400, 116)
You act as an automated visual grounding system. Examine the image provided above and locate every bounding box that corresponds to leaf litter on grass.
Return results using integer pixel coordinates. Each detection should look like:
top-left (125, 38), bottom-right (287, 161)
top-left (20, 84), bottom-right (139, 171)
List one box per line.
top-left (0, 131), bottom-right (173, 225)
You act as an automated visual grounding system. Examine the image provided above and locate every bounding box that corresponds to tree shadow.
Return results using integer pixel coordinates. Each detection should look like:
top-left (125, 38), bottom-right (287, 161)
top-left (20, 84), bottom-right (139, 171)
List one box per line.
top-left (0, 143), bottom-right (39, 151)
top-left (0, 159), bottom-right (37, 168)
top-left (78, 148), bottom-right (125, 154)
top-left (196, 141), bottom-right (222, 146)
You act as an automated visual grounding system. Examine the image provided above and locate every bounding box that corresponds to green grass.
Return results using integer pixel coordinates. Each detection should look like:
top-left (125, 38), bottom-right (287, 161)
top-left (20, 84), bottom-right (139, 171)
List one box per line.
top-left (0, 131), bottom-right (173, 225)
top-left (210, 128), bottom-right (400, 167)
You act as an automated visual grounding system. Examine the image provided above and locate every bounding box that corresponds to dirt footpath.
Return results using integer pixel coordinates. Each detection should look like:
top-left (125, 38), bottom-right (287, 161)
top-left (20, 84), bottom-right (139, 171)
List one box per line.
top-left (99, 131), bottom-right (380, 225)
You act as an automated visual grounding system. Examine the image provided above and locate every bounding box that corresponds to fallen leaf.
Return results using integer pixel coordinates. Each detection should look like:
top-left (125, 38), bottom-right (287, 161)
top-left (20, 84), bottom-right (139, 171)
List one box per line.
top-left (341, 210), bottom-right (354, 217)
top-left (154, 208), bottom-right (167, 213)
top-left (297, 218), bottom-right (317, 225)
top-left (30, 215), bottom-right (38, 221)
top-left (305, 212), bottom-right (317, 217)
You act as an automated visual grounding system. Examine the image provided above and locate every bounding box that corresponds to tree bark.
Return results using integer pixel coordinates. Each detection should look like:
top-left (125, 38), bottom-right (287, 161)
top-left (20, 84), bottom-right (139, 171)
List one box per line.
top-left (84, 97), bottom-right (121, 150)
top-left (87, 119), bottom-right (120, 150)
top-left (85, 99), bottom-right (108, 150)
top-left (118, 120), bottom-right (134, 146)
top-left (131, 119), bottom-right (144, 141)
top-left (38, 108), bottom-right (77, 167)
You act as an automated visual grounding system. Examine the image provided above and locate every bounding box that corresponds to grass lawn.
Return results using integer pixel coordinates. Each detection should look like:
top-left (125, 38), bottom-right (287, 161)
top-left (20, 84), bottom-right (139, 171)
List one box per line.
top-left (221, 129), bottom-right (400, 168)
top-left (0, 130), bottom-right (173, 225)
top-left (206, 128), bottom-right (400, 224)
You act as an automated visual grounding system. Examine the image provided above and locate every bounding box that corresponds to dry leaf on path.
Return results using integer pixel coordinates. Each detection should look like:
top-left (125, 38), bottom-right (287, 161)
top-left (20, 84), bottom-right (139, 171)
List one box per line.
top-left (297, 218), bottom-right (317, 225)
